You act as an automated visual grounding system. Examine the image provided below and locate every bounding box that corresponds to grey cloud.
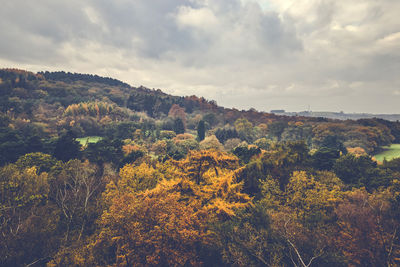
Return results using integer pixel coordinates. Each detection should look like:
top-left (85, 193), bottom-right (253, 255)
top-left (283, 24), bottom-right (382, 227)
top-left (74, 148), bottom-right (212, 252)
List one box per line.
top-left (0, 1), bottom-right (92, 42)
top-left (0, 0), bottom-right (399, 113)
top-left (0, 0), bottom-right (301, 62)
top-left (0, 0), bottom-right (95, 62)
top-left (89, 0), bottom-right (200, 57)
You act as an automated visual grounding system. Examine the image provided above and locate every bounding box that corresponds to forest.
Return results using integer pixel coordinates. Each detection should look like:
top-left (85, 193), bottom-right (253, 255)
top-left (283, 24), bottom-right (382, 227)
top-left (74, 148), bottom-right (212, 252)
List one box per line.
top-left (1, 68), bottom-right (400, 266)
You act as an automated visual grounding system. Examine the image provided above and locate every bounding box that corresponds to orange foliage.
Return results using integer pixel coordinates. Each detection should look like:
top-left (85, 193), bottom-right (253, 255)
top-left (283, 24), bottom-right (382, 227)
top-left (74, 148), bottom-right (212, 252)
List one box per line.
top-left (122, 144), bottom-right (144, 156)
top-left (334, 187), bottom-right (398, 266)
top-left (93, 187), bottom-right (210, 266)
top-left (168, 104), bottom-right (186, 126)
top-left (347, 147), bottom-right (367, 157)
top-left (83, 155), bottom-right (251, 266)
top-left (173, 133), bottom-right (195, 143)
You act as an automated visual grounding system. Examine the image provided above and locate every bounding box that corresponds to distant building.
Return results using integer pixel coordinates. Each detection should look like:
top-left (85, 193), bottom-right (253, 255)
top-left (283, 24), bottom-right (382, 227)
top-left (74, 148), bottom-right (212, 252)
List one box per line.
top-left (270, 109), bottom-right (285, 113)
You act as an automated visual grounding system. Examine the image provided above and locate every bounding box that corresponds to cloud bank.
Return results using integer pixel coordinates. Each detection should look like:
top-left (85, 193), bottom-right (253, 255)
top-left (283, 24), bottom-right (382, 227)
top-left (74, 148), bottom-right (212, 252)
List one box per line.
top-left (1, 0), bottom-right (399, 113)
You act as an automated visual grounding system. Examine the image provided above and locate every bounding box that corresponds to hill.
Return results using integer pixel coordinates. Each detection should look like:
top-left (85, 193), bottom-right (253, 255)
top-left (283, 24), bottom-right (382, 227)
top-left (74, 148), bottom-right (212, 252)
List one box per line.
top-left (2, 68), bottom-right (400, 266)
top-left (1, 68), bottom-right (400, 161)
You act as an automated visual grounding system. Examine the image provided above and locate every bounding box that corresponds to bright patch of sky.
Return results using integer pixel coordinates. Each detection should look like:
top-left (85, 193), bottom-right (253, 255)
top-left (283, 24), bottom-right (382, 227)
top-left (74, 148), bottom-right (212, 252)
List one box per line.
top-left (241, 0), bottom-right (272, 10)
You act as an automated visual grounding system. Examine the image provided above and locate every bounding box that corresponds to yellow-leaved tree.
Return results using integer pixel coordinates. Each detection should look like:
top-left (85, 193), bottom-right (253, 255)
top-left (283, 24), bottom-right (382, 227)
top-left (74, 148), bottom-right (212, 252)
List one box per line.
top-left (263, 171), bottom-right (344, 267)
top-left (57, 151), bottom-right (251, 266)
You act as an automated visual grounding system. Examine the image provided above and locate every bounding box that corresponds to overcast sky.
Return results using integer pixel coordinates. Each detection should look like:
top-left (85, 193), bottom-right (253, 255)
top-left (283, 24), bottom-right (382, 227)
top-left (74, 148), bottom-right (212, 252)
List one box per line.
top-left (1, 0), bottom-right (399, 113)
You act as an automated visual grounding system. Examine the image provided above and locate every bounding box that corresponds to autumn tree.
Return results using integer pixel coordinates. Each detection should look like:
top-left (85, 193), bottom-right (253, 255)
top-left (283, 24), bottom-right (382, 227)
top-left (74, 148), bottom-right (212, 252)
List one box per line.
top-left (118, 162), bottom-right (164, 193)
top-left (54, 160), bottom-right (102, 243)
top-left (214, 203), bottom-right (283, 266)
top-left (334, 186), bottom-right (400, 266)
top-left (87, 183), bottom-right (211, 266)
top-left (169, 104), bottom-right (186, 127)
top-left (0, 165), bottom-right (53, 266)
top-left (263, 171), bottom-right (345, 266)
top-left (235, 118), bottom-right (255, 142)
top-left (176, 150), bottom-right (239, 185)
top-left (15, 152), bottom-right (57, 173)
top-left (71, 155), bottom-right (251, 266)
top-left (237, 141), bottom-right (310, 194)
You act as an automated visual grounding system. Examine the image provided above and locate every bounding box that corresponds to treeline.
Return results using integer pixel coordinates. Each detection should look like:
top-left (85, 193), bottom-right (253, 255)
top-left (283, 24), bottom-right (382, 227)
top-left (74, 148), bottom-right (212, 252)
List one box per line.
top-left (38, 71), bottom-right (131, 88)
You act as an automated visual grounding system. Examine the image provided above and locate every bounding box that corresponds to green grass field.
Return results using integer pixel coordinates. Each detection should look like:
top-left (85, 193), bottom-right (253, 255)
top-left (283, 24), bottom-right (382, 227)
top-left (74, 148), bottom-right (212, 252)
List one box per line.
top-left (373, 144), bottom-right (400, 162)
top-left (76, 136), bottom-right (103, 146)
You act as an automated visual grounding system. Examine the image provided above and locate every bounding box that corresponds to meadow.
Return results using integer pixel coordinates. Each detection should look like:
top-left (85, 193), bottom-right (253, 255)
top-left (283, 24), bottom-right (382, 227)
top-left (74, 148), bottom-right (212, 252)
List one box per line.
top-left (374, 144), bottom-right (400, 162)
top-left (76, 136), bottom-right (103, 146)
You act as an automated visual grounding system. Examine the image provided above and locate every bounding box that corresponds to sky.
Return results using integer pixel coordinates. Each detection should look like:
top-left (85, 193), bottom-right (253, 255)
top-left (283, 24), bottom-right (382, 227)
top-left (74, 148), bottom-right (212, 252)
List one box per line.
top-left (0, 0), bottom-right (399, 114)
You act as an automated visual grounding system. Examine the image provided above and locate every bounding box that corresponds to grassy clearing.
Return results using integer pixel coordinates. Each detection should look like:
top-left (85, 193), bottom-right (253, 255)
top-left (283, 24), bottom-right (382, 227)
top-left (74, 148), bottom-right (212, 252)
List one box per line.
top-left (76, 136), bottom-right (103, 146)
top-left (373, 144), bottom-right (400, 162)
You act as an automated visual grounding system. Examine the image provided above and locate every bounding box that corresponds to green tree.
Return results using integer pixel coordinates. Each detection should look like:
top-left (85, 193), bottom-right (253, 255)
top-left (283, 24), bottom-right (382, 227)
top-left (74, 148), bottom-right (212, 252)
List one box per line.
top-left (321, 135), bottom-right (347, 154)
top-left (53, 131), bottom-right (81, 162)
top-left (197, 119), bottom-right (206, 141)
top-left (268, 121), bottom-right (288, 141)
top-left (333, 154), bottom-right (376, 186)
top-left (311, 147), bottom-right (341, 171)
top-left (235, 118), bottom-right (255, 142)
top-left (173, 118), bottom-right (185, 134)
top-left (0, 165), bottom-right (52, 266)
top-left (233, 143), bottom-right (261, 164)
top-left (16, 152), bottom-right (58, 173)
top-left (214, 204), bottom-right (281, 266)
top-left (84, 137), bottom-right (123, 168)
top-left (0, 127), bottom-right (26, 165)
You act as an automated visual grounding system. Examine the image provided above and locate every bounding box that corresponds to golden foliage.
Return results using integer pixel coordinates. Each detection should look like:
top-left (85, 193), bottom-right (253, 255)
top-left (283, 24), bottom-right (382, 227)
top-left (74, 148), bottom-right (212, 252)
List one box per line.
top-left (64, 101), bottom-right (114, 119)
top-left (118, 163), bottom-right (164, 193)
top-left (347, 146), bottom-right (367, 157)
top-left (79, 151), bottom-right (251, 266)
top-left (175, 150), bottom-right (239, 184)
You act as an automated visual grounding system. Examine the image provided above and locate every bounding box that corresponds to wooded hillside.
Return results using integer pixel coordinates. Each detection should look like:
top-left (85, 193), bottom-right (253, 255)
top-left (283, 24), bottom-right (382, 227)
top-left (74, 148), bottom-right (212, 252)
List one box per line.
top-left (1, 68), bottom-right (400, 266)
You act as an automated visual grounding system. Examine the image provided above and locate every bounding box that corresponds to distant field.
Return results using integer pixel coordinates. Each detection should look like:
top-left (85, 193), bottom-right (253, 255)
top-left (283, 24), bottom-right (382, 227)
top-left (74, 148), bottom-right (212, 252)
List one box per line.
top-left (373, 144), bottom-right (400, 162)
top-left (76, 136), bottom-right (103, 146)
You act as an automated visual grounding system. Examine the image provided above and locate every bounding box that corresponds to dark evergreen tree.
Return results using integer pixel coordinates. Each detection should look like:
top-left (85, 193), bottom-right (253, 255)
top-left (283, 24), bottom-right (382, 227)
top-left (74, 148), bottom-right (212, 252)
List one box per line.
top-left (311, 147), bottom-right (341, 170)
top-left (333, 154), bottom-right (389, 190)
top-left (215, 127), bottom-right (238, 143)
top-left (233, 145), bottom-right (261, 164)
top-left (197, 120), bottom-right (205, 141)
top-left (0, 127), bottom-right (26, 165)
top-left (119, 150), bottom-right (144, 168)
top-left (268, 121), bottom-right (288, 141)
top-left (84, 138), bottom-right (123, 167)
top-left (53, 131), bottom-right (81, 162)
top-left (321, 135), bottom-right (347, 154)
top-left (173, 118), bottom-right (185, 134)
